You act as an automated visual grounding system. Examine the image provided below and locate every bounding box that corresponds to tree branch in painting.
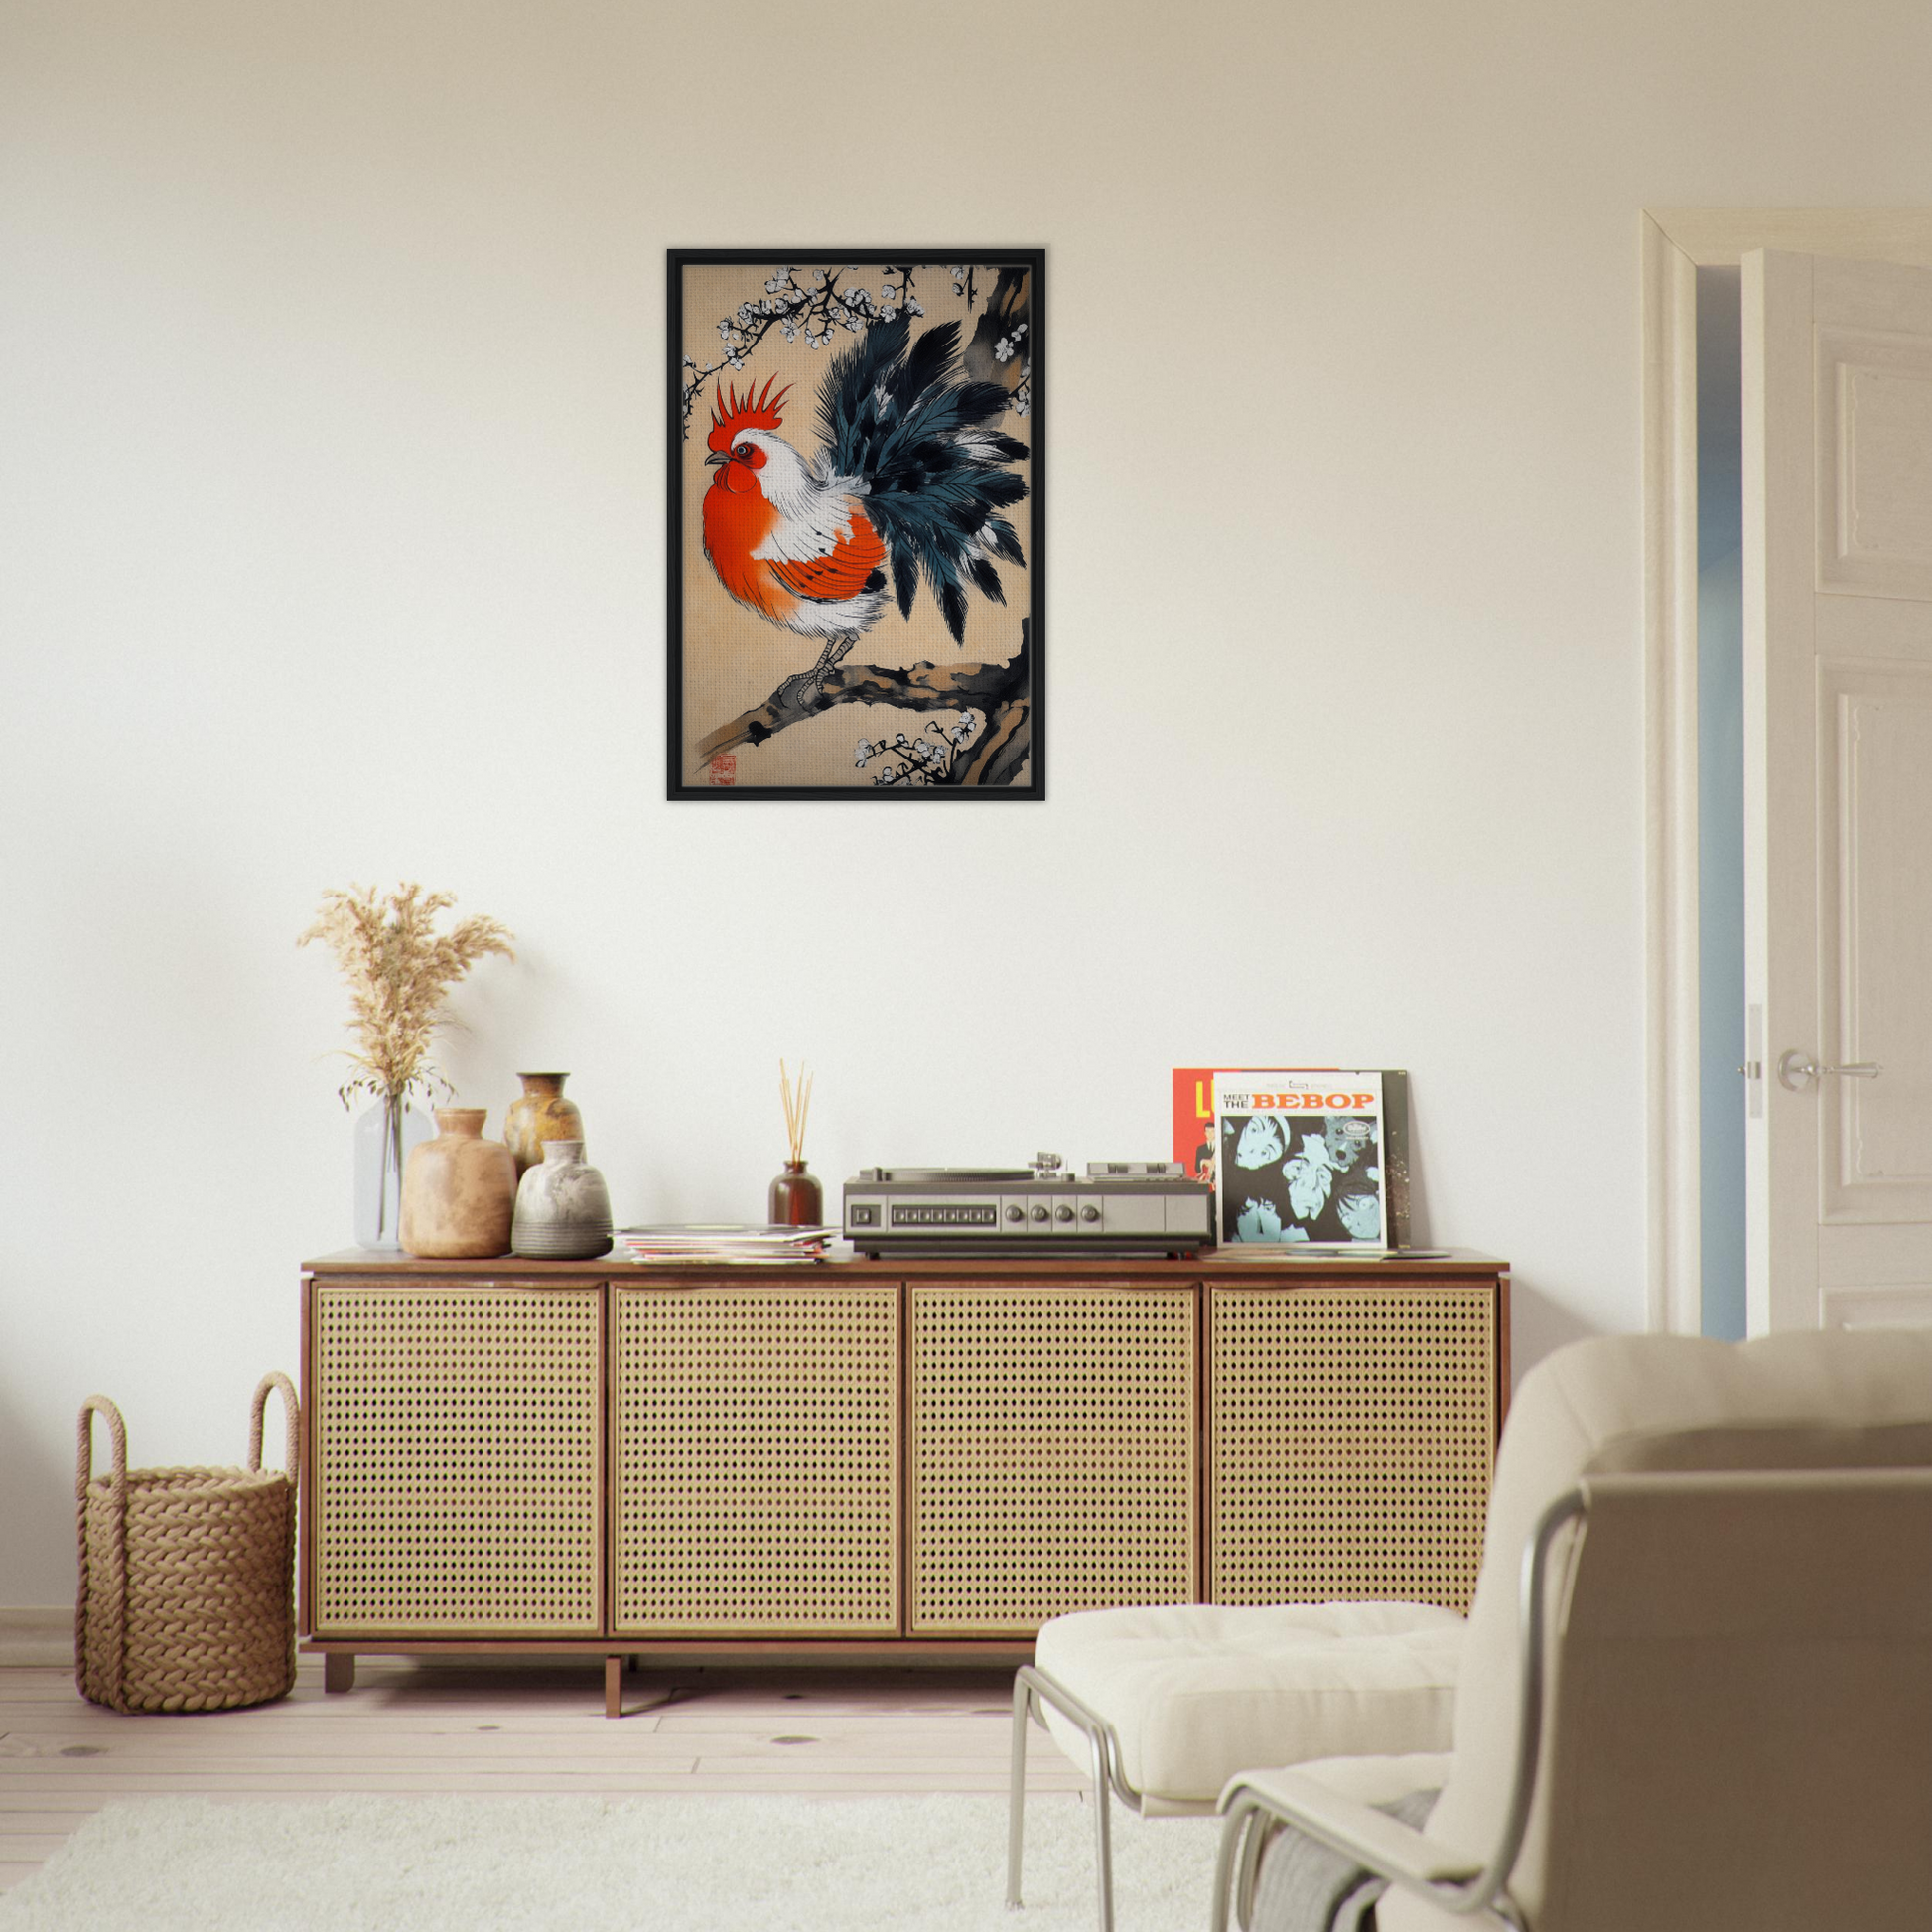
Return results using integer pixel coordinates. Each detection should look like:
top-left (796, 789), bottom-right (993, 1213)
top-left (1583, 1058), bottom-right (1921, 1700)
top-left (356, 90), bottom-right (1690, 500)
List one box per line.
top-left (680, 265), bottom-right (924, 437)
top-left (693, 622), bottom-right (1033, 789)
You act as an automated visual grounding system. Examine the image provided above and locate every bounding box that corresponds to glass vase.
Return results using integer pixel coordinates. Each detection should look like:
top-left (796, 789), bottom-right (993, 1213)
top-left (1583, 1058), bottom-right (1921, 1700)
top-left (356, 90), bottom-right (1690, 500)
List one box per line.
top-left (352, 1094), bottom-right (432, 1250)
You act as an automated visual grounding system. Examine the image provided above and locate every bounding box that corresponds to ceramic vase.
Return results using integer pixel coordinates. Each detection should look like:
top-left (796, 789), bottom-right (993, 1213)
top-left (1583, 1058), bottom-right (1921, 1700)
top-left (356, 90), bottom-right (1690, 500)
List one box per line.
top-left (352, 1095), bottom-right (433, 1250)
top-left (503, 1072), bottom-right (586, 1178)
top-left (512, 1141), bottom-right (614, 1259)
top-left (767, 1160), bottom-right (824, 1228)
top-left (400, 1109), bottom-right (515, 1258)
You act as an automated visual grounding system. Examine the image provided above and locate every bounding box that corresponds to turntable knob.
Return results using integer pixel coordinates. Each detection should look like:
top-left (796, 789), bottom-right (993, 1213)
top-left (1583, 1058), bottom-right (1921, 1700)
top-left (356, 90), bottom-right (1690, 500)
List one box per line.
top-left (1055, 1205), bottom-right (1074, 1223)
top-left (1081, 1205), bottom-right (1101, 1223)
top-left (1031, 1205), bottom-right (1049, 1223)
top-left (1006, 1205), bottom-right (1025, 1223)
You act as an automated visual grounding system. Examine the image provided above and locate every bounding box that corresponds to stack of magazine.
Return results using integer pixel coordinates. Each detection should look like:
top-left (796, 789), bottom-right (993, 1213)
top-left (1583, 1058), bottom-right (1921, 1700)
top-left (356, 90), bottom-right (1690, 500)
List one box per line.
top-left (614, 1224), bottom-right (838, 1265)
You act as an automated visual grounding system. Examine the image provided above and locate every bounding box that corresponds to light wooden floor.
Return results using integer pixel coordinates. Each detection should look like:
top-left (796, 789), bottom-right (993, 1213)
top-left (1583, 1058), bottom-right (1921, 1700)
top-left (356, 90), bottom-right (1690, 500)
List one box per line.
top-left (0, 1656), bottom-right (1085, 1892)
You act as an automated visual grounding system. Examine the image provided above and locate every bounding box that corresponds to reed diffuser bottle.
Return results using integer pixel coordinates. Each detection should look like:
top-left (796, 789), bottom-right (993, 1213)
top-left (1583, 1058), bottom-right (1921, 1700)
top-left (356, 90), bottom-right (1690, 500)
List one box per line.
top-left (768, 1058), bottom-right (823, 1226)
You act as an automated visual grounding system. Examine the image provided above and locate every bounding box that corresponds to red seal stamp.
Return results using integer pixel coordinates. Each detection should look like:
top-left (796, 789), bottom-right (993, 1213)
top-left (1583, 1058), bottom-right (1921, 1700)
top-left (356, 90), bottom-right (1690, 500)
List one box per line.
top-left (707, 753), bottom-right (738, 787)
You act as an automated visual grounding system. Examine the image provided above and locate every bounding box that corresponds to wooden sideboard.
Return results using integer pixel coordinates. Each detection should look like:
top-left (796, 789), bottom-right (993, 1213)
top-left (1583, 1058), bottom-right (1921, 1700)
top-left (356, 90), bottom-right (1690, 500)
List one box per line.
top-left (299, 1250), bottom-right (1509, 1714)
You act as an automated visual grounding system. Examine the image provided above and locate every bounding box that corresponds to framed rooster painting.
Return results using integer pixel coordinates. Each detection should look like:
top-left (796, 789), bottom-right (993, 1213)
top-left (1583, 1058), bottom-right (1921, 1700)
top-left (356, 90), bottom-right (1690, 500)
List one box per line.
top-left (667, 250), bottom-right (1043, 798)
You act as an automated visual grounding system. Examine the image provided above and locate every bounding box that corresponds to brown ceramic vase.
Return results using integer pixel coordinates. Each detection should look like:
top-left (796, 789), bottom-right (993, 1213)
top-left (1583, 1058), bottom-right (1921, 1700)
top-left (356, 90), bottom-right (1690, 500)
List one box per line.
top-left (503, 1072), bottom-right (586, 1178)
top-left (400, 1109), bottom-right (515, 1258)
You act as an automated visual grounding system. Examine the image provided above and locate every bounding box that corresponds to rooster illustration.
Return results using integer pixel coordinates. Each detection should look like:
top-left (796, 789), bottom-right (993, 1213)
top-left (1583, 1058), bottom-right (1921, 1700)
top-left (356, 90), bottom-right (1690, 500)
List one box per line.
top-left (701, 315), bottom-right (1030, 681)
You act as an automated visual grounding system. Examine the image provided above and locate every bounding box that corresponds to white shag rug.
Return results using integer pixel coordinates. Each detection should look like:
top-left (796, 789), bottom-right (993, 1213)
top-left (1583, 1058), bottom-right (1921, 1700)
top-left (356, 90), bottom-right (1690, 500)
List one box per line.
top-left (0, 1792), bottom-right (1223, 1931)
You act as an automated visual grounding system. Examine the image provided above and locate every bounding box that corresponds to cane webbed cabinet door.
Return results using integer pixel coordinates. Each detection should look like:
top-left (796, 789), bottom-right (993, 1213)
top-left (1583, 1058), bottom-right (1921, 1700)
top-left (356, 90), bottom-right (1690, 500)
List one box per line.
top-left (611, 1280), bottom-right (900, 1635)
top-left (1208, 1281), bottom-right (1496, 1612)
top-left (310, 1281), bottom-right (604, 1636)
top-left (907, 1280), bottom-right (1198, 1634)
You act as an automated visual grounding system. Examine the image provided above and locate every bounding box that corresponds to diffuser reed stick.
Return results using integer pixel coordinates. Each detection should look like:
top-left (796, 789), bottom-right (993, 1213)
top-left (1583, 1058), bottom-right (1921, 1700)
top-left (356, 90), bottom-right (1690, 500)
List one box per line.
top-left (779, 1058), bottom-right (813, 1164)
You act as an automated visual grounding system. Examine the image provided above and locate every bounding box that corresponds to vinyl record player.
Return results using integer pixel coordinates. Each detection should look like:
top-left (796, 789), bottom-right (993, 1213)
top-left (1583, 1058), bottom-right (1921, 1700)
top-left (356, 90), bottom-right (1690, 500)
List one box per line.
top-left (843, 1154), bottom-right (1212, 1257)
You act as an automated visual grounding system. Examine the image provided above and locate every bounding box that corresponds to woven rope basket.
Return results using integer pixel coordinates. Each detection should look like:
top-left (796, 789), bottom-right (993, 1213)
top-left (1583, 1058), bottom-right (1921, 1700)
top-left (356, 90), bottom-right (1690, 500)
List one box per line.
top-left (75, 1373), bottom-right (300, 1714)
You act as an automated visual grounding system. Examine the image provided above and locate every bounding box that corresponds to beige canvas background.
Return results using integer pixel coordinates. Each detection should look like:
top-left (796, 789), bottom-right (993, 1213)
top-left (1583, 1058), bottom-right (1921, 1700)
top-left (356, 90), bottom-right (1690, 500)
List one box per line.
top-left (678, 261), bottom-right (1034, 789)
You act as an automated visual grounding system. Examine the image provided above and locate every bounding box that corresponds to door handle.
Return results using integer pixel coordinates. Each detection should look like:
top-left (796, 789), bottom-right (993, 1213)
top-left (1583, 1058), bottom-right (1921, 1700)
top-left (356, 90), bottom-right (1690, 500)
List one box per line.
top-left (1776, 1050), bottom-right (1882, 1091)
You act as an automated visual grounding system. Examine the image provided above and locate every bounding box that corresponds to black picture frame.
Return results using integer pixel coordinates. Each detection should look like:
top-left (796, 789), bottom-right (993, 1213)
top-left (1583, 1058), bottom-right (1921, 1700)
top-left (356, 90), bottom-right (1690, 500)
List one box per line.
top-left (667, 250), bottom-right (1044, 800)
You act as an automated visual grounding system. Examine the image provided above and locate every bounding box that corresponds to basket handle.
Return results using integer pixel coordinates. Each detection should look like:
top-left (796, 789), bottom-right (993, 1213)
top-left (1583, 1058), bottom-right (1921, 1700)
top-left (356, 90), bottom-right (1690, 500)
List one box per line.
top-left (248, 1371), bottom-right (301, 1481)
top-left (74, 1395), bottom-right (131, 1707)
top-left (76, 1395), bottom-right (127, 1504)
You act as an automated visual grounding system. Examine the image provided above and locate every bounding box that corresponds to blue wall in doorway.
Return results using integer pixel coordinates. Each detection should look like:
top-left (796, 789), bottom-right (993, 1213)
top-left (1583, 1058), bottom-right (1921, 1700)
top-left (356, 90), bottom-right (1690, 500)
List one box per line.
top-left (1697, 267), bottom-right (1747, 1341)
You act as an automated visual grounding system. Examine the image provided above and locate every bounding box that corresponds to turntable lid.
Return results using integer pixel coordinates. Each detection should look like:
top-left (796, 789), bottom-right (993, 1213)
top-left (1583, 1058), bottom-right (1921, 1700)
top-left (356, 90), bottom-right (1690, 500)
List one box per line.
top-left (871, 1167), bottom-right (1033, 1182)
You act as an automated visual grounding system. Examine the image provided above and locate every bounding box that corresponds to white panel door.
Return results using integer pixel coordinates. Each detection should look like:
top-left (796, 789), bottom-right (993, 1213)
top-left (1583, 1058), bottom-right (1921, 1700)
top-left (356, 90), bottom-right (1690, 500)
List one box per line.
top-left (1745, 250), bottom-right (1932, 1331)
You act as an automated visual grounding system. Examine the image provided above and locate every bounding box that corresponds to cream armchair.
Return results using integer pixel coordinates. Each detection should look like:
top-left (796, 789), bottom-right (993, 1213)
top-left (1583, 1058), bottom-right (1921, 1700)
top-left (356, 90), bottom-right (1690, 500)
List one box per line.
top-left (1212, 1328), bottom-right (1932, 1932)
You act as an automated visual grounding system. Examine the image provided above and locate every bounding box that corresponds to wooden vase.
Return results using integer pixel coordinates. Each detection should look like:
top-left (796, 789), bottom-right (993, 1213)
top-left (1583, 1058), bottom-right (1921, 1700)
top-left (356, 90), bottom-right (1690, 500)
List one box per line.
top-left (503, 1072), bottom-right (586, 1178)
top-left (400, 1109), bottom-right (515, 1258)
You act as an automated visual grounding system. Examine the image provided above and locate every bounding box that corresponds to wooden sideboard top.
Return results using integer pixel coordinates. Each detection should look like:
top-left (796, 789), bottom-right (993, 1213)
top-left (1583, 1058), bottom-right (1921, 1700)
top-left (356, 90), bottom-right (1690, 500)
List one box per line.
top-left (304, 1246), bottom-right (1507, 1282)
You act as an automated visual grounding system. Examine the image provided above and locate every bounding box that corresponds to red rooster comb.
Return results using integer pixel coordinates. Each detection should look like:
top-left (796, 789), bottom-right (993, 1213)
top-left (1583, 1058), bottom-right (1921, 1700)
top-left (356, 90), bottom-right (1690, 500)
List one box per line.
top-left (708, 374), bottom-right (791, 453)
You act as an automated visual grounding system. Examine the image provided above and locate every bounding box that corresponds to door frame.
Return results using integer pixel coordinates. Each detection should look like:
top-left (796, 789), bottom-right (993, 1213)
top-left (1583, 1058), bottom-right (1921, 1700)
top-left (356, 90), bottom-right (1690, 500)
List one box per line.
top-left (1641, 209), bottom-right (1932, 1334)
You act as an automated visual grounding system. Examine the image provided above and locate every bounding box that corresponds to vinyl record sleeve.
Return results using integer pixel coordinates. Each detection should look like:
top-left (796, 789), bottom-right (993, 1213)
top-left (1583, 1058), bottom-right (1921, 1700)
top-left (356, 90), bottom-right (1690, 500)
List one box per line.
top-left (1173, 1067), bottom-right (1411, 1249)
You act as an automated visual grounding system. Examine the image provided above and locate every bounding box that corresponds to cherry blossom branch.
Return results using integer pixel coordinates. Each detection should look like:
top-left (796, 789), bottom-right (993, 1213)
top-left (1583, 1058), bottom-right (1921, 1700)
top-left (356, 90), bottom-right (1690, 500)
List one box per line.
top-left (679, 265), bottom-right (922, 437)
top-left (691, 621), bottom-right (1033, 790)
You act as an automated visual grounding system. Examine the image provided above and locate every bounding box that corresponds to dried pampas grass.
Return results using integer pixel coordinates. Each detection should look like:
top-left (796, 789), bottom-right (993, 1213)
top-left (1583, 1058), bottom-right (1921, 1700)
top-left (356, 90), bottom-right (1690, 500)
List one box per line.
top-left (298, 883), bottom-right (515, 1107)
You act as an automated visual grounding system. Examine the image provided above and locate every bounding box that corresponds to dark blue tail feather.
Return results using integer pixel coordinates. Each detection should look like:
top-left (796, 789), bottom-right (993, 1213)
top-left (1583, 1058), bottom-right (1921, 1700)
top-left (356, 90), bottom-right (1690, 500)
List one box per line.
top-left (821, 314), bottom-right (1029, 644)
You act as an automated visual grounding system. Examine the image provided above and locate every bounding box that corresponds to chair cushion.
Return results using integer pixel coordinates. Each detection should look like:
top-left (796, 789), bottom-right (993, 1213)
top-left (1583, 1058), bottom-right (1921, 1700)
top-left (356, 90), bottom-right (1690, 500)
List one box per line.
top-left (1033, 1601), bottom-right (1465, 1811)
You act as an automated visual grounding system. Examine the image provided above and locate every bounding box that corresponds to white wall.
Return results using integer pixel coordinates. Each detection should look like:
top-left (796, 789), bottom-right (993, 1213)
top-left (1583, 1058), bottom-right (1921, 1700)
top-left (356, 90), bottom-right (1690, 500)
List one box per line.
top-left (4, 0), bottom-right (1928, 1604)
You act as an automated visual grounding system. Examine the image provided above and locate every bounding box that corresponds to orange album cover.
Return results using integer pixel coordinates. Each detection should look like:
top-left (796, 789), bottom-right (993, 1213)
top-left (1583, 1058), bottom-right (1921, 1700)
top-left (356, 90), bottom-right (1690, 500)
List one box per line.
top-left (1172, 1068), bottom-right (1335, 1183)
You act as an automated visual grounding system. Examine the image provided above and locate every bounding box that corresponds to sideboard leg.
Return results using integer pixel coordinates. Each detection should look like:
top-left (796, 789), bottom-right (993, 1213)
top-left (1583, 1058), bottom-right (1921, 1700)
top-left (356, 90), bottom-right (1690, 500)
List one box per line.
top-left (323, 1652), bottom-right (355, 1695)
top-left (605, 1654), bottom-right (622, 1719)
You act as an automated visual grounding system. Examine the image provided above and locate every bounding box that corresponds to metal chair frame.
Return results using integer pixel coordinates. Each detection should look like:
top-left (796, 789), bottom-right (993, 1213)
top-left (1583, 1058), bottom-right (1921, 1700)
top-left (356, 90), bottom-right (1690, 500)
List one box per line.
top-left (1008, 1661), bottom-right (1192, 1932)
top-left (1205, 1484), bottom-right (1605, 1932)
